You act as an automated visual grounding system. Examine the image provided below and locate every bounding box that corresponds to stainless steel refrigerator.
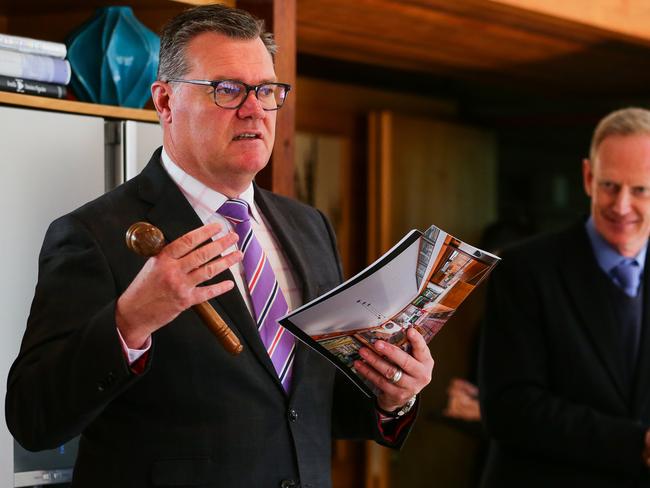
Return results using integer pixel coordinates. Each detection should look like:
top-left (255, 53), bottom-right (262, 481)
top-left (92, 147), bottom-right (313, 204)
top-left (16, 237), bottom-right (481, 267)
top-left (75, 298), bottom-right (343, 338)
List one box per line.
top-left (0, 106), bottom-right (162, 487)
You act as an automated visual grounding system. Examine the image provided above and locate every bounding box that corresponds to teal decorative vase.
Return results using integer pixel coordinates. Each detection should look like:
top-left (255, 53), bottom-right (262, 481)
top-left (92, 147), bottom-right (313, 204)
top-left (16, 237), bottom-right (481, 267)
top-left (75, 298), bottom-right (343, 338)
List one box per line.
top-left (66, 6), bottom-right (160, 108)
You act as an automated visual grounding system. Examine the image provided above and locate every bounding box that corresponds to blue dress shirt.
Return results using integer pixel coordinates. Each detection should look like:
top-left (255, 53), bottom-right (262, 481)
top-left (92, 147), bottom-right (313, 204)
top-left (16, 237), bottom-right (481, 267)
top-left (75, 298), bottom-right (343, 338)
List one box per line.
top-left (585, 217), bottom-right (646, 296)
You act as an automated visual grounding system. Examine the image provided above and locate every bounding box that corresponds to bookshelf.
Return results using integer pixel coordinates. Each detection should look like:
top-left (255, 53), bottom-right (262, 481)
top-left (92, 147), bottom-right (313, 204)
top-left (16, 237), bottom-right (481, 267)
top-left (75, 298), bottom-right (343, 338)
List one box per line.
top-left (0, 0), bottom-right (232, 119)
top-left (0, 0), bottom-right (294, 197)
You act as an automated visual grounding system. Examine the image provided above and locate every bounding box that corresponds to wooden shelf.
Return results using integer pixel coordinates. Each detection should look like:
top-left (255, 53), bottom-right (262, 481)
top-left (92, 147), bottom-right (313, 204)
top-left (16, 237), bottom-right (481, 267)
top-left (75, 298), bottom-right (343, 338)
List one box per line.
top-left (0, 0), bottom-right (229, 120)
top-left (0, 92), bottom-right (158, 122)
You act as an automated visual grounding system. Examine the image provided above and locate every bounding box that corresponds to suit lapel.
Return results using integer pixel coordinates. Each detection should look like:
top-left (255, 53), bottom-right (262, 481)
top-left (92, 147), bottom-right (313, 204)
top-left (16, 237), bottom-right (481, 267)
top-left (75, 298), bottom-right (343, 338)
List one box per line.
top-left (559, 223), bottom-right (627, 402)
top-left (254, 185), bottom-right (317, 301)
top-left (136, 156), bottom-right (285, 392)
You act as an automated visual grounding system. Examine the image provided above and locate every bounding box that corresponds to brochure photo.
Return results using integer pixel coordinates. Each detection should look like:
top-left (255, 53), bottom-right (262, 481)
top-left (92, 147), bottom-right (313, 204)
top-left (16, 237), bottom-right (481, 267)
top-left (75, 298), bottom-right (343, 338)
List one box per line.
top-left (279, 225), bottom-right (500, 397)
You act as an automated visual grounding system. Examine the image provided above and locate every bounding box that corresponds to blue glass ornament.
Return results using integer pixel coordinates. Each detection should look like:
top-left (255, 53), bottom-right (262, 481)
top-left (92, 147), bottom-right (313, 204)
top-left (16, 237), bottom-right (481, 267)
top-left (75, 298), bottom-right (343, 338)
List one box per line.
top-left (66, 6), bottom-right (160, 108)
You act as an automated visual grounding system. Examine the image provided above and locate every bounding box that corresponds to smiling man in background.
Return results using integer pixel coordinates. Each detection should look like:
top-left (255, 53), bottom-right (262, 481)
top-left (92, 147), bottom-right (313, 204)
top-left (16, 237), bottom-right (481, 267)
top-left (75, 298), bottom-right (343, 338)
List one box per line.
top-left (480, 107), bottom-right (650, 487)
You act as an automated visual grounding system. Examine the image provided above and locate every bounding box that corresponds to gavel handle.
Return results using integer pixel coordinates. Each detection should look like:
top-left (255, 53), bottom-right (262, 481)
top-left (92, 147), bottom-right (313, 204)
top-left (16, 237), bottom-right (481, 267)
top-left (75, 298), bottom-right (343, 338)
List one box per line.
top-left (193, 302), bottom-right (243, 355)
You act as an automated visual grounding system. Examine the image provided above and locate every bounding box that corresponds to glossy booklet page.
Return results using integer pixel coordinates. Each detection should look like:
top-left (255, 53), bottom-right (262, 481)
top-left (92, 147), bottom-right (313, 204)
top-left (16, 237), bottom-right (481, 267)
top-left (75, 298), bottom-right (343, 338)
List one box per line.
top-left (280, 225), bottom-right (500, 397)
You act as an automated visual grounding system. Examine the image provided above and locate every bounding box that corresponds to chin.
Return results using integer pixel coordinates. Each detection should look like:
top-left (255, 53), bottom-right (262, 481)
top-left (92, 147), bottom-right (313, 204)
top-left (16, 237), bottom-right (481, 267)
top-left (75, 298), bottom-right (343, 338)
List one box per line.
top-left (233, 158), bottom-right (268, 177)
top-left (604, 233), bottom-right (642, 256)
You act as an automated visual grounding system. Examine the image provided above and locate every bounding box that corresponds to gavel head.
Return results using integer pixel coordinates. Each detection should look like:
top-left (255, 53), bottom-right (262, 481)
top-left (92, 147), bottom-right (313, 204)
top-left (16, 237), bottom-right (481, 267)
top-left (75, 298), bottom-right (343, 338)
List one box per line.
top-left (126, 222), bottom-right (165, 257)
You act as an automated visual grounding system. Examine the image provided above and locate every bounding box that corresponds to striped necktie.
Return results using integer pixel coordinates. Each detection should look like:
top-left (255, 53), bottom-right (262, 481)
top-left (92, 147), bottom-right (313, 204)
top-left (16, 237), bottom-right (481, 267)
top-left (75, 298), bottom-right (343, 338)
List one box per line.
top-left (218, 198), bottom-right (295, 392)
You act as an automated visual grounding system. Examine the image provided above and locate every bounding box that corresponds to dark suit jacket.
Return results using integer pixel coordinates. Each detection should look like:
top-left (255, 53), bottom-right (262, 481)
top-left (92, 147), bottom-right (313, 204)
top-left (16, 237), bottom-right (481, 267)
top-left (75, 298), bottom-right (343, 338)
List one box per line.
top-left (479, 220), bottom-right (650, 487)
top-left (6, 150), bottom-right (409, 488)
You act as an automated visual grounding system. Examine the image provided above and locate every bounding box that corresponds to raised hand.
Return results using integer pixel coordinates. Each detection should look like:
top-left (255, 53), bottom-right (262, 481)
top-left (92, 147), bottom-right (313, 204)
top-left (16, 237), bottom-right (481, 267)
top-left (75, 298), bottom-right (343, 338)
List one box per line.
top-left (116, 223), bottom-right (242, 348)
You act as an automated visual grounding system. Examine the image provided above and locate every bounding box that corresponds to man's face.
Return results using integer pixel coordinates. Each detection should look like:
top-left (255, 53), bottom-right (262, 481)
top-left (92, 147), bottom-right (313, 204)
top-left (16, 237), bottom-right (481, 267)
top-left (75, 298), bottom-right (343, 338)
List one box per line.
top-left (161, 32), bottom-right (277, 195)
top-left (583, 133), bottom-right (650, 257)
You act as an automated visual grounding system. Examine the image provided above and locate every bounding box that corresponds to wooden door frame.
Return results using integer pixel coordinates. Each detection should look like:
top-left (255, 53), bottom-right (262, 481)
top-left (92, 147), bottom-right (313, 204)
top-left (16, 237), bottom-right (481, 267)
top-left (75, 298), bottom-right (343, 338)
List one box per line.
top-left (238, 0), bottom-right (296, 197)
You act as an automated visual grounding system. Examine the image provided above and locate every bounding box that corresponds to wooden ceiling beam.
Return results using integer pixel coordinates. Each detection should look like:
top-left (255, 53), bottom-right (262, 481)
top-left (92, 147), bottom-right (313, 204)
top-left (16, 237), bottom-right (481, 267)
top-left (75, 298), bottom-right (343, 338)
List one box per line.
top-left (296, 0), bottom-right (650, 98)
top-left (297, 0), bottom-right (589, 70)
top-left (488, 0), bottom-right (650, 44)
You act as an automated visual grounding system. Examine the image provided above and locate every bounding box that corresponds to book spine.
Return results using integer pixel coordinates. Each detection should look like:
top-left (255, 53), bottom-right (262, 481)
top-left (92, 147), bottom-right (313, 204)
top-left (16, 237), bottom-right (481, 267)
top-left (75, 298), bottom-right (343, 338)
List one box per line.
top-left (0, 33), bottom-right (66, 59)
top-left (0, 49), bottom-right (71, 85)
top-left (0, 75), bottom-right (66, 99)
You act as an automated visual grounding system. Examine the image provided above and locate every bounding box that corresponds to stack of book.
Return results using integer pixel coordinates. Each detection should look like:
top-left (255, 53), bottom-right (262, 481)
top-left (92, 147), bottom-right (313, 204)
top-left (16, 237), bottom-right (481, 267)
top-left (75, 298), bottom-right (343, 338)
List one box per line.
top-left (0, 33), bottom-right (71, 99)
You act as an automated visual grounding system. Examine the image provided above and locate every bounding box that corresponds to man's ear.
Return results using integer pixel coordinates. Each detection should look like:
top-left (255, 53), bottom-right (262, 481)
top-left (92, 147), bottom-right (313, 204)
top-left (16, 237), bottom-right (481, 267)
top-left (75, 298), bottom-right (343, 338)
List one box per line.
top-left (151, 81), bottom-right (173, 124)
top-left (582, 158), bottom-right (594, 197)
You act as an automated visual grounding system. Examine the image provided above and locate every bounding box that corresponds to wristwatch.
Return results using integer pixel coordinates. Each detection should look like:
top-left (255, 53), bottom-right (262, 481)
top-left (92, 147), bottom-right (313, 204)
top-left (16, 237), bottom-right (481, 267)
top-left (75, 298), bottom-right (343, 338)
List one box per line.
top-left (377, 395), bottom-right (417, 419)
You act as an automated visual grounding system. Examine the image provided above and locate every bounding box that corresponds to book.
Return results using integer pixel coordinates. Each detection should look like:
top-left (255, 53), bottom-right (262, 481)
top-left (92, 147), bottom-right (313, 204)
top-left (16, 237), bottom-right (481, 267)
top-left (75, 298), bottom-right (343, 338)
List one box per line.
top-left (0, 75), bottom-right (66, 99)
top-left (280, 225), bottom-right (500, 398)
top-left (0, 33), bottom-right (67, 59)
top-left (0, 48), bottom-right (71, 85)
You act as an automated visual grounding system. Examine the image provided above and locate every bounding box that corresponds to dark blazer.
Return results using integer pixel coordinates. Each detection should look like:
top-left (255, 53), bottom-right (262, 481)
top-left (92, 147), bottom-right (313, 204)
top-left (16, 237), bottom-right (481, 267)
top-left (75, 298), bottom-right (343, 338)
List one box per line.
top-left (6, 150), bottom-right (408, 488)
top-left (479, 220), bottom-right (650, 487)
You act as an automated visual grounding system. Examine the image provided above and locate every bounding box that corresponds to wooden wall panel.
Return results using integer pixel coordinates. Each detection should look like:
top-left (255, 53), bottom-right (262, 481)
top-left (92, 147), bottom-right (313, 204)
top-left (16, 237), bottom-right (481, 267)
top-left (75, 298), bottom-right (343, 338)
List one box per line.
top-left (369, 111), bottom-right (498, 247)
top-left (297, 76), bottom-right (457, 277)
top-left (296, 77), bottom-right (457, 135)
top-left (295, 132), bottom-right (353, 274)
top-left (368, 111), bottom-right (497, 488)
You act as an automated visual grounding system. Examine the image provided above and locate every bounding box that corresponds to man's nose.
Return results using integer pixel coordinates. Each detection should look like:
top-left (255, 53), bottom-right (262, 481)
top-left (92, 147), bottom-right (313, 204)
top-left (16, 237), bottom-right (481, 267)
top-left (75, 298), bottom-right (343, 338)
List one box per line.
top-left (612, 187), bottom-right (633, 214)
top-left (237, 90), bottom-right (265, 119)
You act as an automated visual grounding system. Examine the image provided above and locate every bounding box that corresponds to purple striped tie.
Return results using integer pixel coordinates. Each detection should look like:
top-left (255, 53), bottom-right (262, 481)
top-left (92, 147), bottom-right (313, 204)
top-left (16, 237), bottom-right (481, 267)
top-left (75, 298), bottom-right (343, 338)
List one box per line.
top-left (218, 198), bottom-right (295, 392)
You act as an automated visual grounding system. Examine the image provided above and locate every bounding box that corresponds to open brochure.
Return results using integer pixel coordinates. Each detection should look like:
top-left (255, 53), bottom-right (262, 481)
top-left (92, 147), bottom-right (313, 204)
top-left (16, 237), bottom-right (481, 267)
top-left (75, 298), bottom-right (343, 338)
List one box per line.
top-left (279, 225), bottom-right (500, 398)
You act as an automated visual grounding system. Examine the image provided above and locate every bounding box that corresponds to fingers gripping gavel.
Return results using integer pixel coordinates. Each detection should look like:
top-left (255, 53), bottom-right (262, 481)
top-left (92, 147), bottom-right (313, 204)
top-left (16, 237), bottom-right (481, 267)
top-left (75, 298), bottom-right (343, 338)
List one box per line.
top-left (125, 222), bottom-right (243, 355)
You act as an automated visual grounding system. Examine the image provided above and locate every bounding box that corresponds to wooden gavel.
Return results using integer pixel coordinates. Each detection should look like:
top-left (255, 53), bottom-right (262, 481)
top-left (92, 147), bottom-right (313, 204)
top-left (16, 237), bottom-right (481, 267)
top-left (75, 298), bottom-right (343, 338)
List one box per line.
top-left (125, 222), bottom-right (243, 356)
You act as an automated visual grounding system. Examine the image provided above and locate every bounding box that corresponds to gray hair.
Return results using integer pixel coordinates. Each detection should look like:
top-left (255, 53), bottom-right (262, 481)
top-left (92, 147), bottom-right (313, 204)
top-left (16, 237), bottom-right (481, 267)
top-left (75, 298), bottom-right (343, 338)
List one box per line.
top-left (157, 4), bottom-right (277, 82)
top-left (590, 107), bottom-right (650, 162)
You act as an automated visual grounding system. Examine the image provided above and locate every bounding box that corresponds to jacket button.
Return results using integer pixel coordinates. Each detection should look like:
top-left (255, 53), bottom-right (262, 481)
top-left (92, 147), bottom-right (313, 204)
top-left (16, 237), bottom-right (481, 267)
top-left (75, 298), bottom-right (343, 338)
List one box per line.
top-left (280, 480), bottom-right (297, 488)
top-left (287, 409), bottom-right (298, 422)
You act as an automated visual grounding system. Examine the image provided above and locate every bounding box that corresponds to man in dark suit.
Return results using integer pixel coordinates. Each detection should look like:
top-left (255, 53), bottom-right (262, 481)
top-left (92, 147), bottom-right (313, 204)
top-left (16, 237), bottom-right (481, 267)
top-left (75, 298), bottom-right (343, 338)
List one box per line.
top-left (5, 5), bottom-right (433, 487)
top-left (479, 107), bottom-right (650, 487)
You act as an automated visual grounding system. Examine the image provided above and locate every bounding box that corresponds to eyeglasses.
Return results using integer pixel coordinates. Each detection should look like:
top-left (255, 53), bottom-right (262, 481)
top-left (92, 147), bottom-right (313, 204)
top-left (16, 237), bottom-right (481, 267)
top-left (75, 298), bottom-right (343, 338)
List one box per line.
top-left (166, 78), bottom-right (291, 111)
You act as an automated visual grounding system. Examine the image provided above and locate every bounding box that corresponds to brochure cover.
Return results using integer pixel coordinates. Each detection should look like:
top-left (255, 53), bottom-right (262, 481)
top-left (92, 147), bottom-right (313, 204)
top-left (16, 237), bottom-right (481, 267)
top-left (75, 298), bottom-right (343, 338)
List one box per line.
top-left (279, 225), bottom-right (500, 398)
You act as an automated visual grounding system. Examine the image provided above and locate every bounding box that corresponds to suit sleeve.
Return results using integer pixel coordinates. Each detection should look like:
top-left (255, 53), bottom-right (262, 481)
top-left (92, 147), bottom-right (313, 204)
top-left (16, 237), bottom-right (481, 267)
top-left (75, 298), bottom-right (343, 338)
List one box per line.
top-left (479, 256), bottom-right (647, 476)
top-left (5, 214), bottom-right (145, 451)
top-left (331, 371), bottom-right (416, 448)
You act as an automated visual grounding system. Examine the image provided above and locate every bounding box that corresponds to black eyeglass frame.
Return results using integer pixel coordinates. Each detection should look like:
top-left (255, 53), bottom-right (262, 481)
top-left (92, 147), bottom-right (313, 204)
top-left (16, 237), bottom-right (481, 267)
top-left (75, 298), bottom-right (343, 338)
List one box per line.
top-left (165, 78), bottom-right (292, 111)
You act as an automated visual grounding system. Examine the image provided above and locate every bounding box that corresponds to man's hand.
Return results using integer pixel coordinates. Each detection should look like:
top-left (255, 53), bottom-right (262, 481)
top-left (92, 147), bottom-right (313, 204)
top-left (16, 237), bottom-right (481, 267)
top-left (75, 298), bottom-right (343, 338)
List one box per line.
top-left (354, 328), bottom-right (434, 412)
top-left (443, 378), bottom-right (481, 422)
top-left (116, 223), bottom-right (243, 348)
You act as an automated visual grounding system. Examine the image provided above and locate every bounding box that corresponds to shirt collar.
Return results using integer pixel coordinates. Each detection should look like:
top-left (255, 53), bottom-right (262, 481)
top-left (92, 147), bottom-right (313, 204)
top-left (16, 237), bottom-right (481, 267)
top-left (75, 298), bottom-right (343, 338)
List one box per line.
top-left (160, 148), bottom-right (260, 223)
top-left (585, 216), bottom-right (647, 272)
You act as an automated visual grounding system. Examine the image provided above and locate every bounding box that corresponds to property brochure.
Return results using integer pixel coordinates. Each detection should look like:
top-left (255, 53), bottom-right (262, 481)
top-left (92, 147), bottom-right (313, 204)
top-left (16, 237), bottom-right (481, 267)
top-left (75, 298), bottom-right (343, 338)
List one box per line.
top-left (279, 225), bottom-right (500, 398)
